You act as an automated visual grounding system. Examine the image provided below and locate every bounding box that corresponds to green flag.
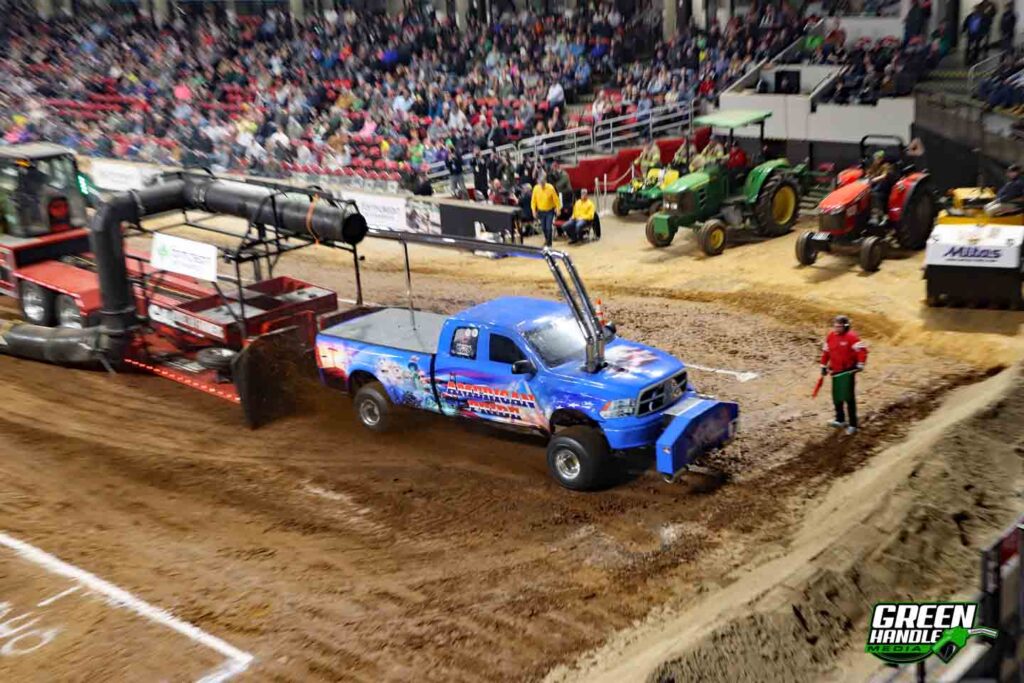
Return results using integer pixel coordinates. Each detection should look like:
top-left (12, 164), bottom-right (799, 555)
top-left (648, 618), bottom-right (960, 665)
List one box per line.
top-left (832, 372), bottom-right (854, 403)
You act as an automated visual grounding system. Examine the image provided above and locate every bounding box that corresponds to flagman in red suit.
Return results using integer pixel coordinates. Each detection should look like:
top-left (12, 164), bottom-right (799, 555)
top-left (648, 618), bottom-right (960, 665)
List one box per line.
top-left (821, 315), bottom-right (868, 435)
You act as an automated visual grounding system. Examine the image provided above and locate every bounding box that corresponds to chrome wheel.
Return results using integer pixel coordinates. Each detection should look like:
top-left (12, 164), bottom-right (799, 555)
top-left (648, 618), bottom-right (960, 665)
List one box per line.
top-left (359, 399), bottom-right (381, 427)
top-left (554, 449), bottom-right (582, 481)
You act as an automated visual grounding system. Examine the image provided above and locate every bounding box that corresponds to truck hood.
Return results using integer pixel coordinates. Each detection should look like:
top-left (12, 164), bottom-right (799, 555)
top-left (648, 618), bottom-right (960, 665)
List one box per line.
top-left (547, 337), bottom-right (685, 397)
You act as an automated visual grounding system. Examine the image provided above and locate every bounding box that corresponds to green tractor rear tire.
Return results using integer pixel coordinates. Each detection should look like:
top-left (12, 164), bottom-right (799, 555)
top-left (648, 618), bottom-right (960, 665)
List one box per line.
top-left (644, 199), bottom-right (662, 216)
top-left (612, 196), bottom-right (628, 217)
top-left (646, 216), bottom-right (674, 248)
top-left (753, 173), bottom-right (801, 237)
top-left (698, 219), bottom-right (728, 256)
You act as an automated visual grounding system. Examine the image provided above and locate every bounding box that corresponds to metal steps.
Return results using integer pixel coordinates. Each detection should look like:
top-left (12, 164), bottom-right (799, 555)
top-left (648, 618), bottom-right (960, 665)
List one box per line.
top-left (800, 186), bottom-right (831, 216)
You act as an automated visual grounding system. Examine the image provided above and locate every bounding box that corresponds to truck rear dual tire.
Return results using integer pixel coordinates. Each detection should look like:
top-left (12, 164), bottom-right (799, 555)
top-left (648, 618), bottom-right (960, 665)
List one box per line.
top-left (546, 426), bottom-right (610, 491)
top-left (354, 381), bottom-right (392, 432)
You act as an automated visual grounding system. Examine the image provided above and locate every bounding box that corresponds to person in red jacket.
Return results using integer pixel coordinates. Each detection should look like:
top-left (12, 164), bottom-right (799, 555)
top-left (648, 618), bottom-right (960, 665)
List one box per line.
top-left (820, 315), bottom-right (868, 434)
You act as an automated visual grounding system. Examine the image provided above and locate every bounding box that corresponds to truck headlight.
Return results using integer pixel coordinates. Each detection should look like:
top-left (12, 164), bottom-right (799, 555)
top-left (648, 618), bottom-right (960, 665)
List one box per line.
top-left (600, 399), bottom-right (636, 418)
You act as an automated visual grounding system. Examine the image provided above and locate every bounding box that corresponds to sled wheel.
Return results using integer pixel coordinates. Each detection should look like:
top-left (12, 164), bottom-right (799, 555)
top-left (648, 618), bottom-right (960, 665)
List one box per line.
top-left (196, 347), bottom-right (238, 374)
top-left (19, 281), bottom-right (55, 326)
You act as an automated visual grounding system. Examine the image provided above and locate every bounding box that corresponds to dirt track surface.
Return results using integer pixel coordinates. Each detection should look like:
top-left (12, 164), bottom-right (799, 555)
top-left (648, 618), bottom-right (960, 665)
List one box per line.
top-left (0, 211), bottom-right (1019, 682)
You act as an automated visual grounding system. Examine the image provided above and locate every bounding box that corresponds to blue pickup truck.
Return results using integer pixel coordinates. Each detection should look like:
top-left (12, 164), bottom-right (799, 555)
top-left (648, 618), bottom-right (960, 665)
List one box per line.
top-left (314, 296), bottom-right (738, 490)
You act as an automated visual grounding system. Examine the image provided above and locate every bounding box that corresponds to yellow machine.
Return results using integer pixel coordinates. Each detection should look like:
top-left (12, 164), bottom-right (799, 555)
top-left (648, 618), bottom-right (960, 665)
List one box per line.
top-left (629, 167), bottom-right (681, 191)
top-left (936, 187), bottom-right (1024, 226)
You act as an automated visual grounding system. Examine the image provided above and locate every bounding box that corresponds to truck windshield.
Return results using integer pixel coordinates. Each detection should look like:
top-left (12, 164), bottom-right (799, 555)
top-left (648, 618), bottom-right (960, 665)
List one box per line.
top-left (523, 315), bottom-right (587, 367)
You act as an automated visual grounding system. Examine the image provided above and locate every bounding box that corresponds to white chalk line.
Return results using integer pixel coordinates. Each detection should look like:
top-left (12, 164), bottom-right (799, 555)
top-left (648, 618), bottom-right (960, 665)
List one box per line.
top-left (0, 532), bottom-right (254, 683)
top-left (686, 363), bottom-right (760, 383)
top-left (36, 585), bottom-right (80, 608)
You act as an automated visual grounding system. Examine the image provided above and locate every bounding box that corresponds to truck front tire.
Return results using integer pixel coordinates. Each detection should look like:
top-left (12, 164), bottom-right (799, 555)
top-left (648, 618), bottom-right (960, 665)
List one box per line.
top-left (354, 381), bottom-right (392, 432)
top-left (546, 426), bottom-right (609, 491)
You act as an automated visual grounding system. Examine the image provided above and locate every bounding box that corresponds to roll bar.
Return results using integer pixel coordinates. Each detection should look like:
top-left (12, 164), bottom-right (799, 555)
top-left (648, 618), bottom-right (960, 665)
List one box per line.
top-left (366, 229), bottom-right (608, 373)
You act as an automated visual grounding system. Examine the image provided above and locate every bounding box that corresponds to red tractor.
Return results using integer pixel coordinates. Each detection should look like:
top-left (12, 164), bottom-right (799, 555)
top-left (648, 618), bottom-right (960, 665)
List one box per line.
top-left (795, 136), bottom-right (936, 272)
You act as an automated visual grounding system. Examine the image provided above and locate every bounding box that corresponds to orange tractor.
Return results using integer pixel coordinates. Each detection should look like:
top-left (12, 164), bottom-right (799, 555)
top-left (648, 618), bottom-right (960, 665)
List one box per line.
top-left (795, 136), bottom-right (936, 272)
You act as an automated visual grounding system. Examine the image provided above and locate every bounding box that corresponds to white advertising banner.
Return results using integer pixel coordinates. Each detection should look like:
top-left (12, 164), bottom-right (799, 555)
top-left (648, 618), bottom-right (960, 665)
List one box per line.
top-left (151, 233), bottom-right (220, 282)
top-left (341, 190), bottom-right (408, 232)
top-left (926, 225), bottom-right (1024, 270)
top-left (89, 159), bottom-right (160, 191)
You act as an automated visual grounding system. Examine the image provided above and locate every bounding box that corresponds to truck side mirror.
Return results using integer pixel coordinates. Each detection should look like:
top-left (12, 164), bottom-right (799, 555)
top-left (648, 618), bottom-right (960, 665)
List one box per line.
top-left (511, 359), bottom-right (536, 375)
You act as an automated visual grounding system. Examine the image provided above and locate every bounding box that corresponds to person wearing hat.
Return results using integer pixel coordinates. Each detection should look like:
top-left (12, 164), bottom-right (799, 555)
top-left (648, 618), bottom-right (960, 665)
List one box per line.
top-left (997, 163), bottom-right (1024, 203)
top-left (820, 315), bottom-right (868, 435)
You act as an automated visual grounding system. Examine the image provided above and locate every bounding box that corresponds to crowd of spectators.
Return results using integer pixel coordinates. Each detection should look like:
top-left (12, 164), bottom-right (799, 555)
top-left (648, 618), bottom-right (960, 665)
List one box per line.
top-left (975, 49), bottom-right (1024, 116)
top-left (0, 0), bottom-right (819, 191)
top-left (800, 17), bottom-right (941, 105)
top-left (0, 3), bottom-right (659, 179)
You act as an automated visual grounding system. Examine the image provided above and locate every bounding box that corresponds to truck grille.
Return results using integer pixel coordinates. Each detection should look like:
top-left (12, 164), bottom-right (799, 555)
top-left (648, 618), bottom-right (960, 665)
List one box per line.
top-left (637, 370), bottom-right (688, 416)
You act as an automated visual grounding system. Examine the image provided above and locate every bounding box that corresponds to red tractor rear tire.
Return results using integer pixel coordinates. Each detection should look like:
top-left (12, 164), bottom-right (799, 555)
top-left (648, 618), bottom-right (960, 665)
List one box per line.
top-left (894, 185), bottom-right (935, 250)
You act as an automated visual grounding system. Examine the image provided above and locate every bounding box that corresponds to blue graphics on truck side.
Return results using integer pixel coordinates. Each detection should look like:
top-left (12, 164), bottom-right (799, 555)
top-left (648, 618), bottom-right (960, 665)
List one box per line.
top-left (317, 339), bottom-right (441, 412)
top-left (315, 301), bottom-right (688, 433)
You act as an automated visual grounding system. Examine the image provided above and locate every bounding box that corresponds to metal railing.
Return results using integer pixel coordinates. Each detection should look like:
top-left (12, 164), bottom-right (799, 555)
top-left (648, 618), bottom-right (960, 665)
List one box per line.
top-left (967, 52), bottom-right (1007, 93)
top-left (411, 99), bottom-right (697, 192)
top-left (914, 90), bottom-right (1024, 167)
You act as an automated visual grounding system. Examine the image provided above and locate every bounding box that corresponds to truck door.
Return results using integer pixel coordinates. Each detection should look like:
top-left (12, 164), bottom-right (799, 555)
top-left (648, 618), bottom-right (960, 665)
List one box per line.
top-left (436, 326), bottom-right (543, 428)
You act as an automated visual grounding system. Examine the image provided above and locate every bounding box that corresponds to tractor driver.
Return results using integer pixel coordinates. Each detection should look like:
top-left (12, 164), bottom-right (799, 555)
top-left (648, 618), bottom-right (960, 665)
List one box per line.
top-left (671, 142), bottom-right (697, 170)
top-left (866, 150), bottom-right (898, 219)
top-left (704, 136), bottom-right (726, 163)
top-left (986, 163), bottom-right (1024, 216)
top-left (726, 141), bottom-right (748, 171)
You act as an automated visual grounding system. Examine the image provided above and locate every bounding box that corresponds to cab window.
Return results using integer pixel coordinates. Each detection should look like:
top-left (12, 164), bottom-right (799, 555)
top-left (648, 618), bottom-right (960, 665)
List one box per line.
top-left (489, 334), bottom-right (526, 364)
top-left (450, 327), bottom-right (478, 359)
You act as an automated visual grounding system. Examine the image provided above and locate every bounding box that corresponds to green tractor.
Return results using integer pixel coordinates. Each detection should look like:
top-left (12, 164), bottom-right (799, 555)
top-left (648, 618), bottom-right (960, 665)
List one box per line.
top-left (645, 110), bottom-right (804, 256)
top-left (612, 165), bottom-right (684, 217)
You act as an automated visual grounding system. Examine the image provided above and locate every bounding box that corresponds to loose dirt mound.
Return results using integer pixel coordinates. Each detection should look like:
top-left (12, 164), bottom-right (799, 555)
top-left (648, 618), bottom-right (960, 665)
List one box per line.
top-left (575, 366), bottom-right (1023, 683)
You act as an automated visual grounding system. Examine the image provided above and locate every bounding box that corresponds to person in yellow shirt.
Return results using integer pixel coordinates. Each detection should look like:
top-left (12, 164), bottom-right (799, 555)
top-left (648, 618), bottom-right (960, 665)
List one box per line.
top-left (531, 175), bottom-right (562, 247)
top-left (565, 189), bottom-right (597, 243)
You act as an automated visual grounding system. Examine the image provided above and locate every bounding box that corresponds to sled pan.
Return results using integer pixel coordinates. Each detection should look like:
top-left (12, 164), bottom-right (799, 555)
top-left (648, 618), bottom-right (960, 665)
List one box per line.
top-left (655, 396), bottom-right (739, 478)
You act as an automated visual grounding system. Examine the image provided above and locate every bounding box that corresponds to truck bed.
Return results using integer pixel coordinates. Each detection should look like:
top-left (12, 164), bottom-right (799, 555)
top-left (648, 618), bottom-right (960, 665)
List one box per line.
top-left (319, 308), bottom-right (447, 354)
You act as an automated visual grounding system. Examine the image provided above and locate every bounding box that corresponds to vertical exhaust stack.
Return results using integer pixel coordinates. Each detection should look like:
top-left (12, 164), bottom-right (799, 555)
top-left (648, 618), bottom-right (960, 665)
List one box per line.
top-left (90, 179), bottom-right (188, 362)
